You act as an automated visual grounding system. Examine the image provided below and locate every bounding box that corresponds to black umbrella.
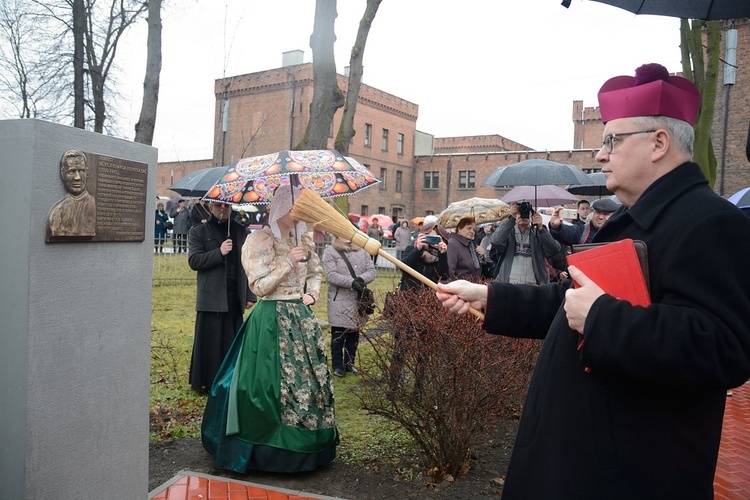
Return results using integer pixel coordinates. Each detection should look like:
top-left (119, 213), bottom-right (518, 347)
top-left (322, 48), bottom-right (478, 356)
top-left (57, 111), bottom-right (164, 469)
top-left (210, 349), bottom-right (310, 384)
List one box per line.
top-left (567, 172), bottom-right (613, 198)
top-left (562, 0), bottom-right (750, 20)
top-left (482, 159), bottom-right (592, 209)
top-left (168, 166), bottom-right (231, 197)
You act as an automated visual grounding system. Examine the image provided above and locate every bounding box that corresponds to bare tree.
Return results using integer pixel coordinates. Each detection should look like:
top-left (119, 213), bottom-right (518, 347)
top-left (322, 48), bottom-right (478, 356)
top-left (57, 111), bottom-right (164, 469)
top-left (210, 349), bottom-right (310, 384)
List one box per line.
top-left (83, 0), bottom-right (147, 133)
top-left (680, 19), bottom-right (721, 187)
top-left (297, 0), bottom-right (345, 150)
top-left (334, 0), bottom-right (382, 156)
top-left (0, 0), bottom-right (71, 121)
top-left (133, 0), bottom-right (161, 144)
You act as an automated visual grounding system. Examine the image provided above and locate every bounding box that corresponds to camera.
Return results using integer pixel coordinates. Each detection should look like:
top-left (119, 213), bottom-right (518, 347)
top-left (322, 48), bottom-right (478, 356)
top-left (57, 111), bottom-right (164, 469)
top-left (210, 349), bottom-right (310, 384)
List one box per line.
top-left (424, 234), bottom-right (442, 245)
top-left (518, 200), bottom-right (533, 220)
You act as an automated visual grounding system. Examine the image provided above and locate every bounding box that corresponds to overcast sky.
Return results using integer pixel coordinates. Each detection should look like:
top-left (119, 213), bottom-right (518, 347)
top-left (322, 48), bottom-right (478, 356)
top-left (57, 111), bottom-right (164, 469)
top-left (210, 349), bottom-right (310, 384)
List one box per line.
top-left (117, 0), bottom-right (681, 162)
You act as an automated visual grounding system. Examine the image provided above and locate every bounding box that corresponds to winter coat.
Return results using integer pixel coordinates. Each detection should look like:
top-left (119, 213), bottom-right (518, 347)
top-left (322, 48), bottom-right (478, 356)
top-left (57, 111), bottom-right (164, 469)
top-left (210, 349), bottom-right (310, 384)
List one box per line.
top-left (490, 216), bottom-right (562, 285)
top-left (399, 242), bottom-right (449, 291)
top-left (154, 209), bottom-right (170, 240)
top-left (393, 226), bottom-right (412, 251)
top-left (550, 219), bottom-right (599, 245)
top-left (485, 162), bottom-right (750, 499)
top-left (323, 238), bottom-right (377, 330)
top-left (188, 217), bottom-right (254, 312)
top-left (447, 233), bottom-right (482, 281)
top-left (170, 204), bottom-right (192, 235)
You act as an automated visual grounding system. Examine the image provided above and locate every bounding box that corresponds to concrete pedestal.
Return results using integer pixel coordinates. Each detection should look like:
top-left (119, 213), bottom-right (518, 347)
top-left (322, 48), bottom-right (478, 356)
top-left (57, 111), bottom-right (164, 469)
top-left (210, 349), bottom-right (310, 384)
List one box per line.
top-left (0, 119), bottom-right (157, 499)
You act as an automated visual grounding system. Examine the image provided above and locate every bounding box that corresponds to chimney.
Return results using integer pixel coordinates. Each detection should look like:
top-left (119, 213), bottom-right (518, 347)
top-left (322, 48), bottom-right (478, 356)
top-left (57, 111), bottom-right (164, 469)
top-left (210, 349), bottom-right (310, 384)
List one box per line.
top-left (282, 50), bottom-right (304, 67)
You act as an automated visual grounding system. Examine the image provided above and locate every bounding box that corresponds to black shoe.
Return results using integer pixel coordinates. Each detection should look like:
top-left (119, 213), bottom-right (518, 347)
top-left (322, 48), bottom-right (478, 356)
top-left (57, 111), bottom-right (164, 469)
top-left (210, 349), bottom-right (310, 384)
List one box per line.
top-left (333, 368), bottom-right (345, 378)
top-left (346, 365), bottom-right (359, 375)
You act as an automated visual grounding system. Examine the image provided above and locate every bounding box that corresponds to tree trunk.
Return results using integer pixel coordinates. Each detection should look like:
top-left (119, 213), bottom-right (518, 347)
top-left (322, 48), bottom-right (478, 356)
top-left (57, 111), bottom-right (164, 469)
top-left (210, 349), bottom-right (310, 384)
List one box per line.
top-left (332, 0), bottom-right (382, 215)
top-left (334, 0), bottom-right (381, 156)
top-left (73, 0), bottom-right (85, 128)
top-left (134, 0), bottom-right (162, 145)
top-left (681, 19), bottom-right (721, 187)
top-left (298, 0), bottom-right (344, 150)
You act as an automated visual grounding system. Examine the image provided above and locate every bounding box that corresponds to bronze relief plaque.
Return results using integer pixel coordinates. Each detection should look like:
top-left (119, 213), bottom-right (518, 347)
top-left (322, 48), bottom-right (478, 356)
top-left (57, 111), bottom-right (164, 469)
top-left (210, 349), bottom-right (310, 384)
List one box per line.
top-left (46, 149), bottom-right (148, 243)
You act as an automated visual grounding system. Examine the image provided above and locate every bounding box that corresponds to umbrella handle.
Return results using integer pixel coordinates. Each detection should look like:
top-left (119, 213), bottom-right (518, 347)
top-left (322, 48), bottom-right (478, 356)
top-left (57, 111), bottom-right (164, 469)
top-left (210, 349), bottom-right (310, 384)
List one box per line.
top-left (299, 250), bottom-right (311, 263)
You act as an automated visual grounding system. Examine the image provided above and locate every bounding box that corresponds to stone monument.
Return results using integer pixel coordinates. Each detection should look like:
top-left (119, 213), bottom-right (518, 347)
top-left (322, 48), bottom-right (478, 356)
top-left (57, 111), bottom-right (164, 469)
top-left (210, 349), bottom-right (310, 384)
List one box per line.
top-left (0, 119), bottom-right (156, 499)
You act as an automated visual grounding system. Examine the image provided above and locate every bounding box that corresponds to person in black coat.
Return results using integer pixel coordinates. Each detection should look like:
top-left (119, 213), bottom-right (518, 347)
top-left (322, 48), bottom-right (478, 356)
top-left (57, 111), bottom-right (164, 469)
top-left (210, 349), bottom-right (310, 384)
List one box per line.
top-left (187, 202), bottom-right (256, 393)
top-left (435, 63), bottom-right (750, 499)
top-left (398, 215), bottom-right (448, 291)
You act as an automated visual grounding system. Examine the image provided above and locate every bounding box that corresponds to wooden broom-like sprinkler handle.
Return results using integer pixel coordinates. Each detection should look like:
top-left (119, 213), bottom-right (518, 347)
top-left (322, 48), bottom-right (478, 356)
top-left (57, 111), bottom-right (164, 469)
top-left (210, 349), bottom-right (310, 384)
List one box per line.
top-left (349, 232), bottom-right (485, 321)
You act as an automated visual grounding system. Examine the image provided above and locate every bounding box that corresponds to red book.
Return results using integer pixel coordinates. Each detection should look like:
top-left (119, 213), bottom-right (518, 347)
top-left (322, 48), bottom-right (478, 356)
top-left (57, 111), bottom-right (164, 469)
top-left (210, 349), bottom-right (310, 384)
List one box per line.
top-left (567, 238), bottom-right (651, 307)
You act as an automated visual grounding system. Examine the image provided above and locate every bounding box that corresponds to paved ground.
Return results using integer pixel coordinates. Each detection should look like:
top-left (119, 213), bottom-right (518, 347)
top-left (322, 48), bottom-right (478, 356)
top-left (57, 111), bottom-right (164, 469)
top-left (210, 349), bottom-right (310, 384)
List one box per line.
top-left (149, 382), bottom-right (750, 499)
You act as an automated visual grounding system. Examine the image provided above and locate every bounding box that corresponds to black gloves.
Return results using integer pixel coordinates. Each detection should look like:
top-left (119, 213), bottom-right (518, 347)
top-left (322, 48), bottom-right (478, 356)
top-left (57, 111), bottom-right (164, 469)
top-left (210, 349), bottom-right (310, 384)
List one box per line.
top-left (352, 277), bottom-right (366, 293)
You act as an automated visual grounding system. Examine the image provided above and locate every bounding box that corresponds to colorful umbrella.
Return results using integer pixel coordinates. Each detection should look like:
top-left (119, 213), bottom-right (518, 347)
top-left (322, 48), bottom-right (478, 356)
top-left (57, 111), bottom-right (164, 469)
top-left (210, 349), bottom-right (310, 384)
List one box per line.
top-left (203, 150), bottom-right (379, 205)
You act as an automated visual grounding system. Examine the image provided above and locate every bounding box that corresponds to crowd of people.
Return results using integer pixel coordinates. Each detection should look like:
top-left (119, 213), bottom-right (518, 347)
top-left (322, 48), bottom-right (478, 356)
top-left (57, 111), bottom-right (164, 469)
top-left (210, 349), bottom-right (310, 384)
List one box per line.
top-left (152, 63), bottom-right (750, 497)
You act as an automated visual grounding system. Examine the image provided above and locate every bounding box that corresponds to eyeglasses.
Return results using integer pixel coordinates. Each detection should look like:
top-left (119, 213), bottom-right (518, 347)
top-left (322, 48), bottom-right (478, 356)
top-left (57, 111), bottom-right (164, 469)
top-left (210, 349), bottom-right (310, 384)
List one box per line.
top-left (601, 130), bottom-right (656, 154)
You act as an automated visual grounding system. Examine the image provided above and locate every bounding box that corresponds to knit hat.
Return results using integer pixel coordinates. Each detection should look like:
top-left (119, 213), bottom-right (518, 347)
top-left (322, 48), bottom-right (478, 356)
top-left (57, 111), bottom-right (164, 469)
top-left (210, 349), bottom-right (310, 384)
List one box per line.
top-left (421, 215), bottom-right (439, 233)
top-left (598, 63), bottom-right (701, 125)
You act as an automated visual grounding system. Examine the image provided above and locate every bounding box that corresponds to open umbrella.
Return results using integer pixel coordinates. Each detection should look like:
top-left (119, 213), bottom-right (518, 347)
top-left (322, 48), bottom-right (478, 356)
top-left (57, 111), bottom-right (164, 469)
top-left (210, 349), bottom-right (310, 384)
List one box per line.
top-left (168, 166), bottom-right (231, 197)
top-left (203, 150), bottom-right (379, 205)
top-left (438, 197), bottom-right (510, 229)
top-left (482, 159), bottom-right (592, 208)
top-left (562, 0), bottom-right (750, 20)
top-left (727, 187), bottom-right (750, 208)
top-left (502, 185), bottom-right (580, 207)
top-left (566, 172), bottom-right (613, 198)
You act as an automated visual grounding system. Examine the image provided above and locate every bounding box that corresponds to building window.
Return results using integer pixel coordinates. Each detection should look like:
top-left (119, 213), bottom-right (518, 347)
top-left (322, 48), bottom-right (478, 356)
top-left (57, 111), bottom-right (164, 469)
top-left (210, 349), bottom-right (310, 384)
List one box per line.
top-left (378, 206), bottom-right (385, 215)
top-left (458, 170), bottom-right (476, 189)
top-left (397, 133), bottom-right (404, 155)
top-left (380, 167), bottom-right (387, 190)
top-left (392, 207), bottom-right (403, 219)
top-left (364, 124), bottom-right (372, 147)
top-left (395, 170), bottom-right (403, 192)
top-left (361, 205), bottom-right (369, 216)
top-left (423, 171), bottom-right (439, 189)
top-left (381, 128), bottom-right (389, 151)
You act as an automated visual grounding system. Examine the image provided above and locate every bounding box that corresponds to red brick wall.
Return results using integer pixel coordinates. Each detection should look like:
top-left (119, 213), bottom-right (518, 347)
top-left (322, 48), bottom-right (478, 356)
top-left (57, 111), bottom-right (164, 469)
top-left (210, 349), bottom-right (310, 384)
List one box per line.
top-left (156, 159), bottom-right (212, 198)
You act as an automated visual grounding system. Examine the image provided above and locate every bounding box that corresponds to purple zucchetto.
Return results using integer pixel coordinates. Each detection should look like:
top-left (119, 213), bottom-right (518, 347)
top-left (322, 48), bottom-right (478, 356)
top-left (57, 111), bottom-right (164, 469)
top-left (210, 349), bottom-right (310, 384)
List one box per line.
top-left (598, 63), bottom-right (701, 125)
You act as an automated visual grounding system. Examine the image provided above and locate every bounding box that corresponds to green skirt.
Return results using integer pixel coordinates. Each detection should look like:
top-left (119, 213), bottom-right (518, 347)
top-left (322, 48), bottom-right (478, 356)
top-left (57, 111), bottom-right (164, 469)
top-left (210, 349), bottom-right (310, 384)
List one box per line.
top-left (201, 299), bottom-right (338, 473)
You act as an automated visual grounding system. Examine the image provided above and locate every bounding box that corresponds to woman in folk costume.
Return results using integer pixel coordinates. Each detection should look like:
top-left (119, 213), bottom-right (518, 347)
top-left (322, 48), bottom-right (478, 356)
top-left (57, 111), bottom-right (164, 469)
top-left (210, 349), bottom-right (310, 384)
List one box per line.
top-left (201, 185), bottom-right (337, 473)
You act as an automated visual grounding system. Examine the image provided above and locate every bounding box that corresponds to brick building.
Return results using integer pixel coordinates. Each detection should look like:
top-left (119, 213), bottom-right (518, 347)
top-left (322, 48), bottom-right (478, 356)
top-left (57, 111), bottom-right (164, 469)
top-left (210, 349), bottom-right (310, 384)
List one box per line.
top-left (157, 23), bottom-right (750, 216)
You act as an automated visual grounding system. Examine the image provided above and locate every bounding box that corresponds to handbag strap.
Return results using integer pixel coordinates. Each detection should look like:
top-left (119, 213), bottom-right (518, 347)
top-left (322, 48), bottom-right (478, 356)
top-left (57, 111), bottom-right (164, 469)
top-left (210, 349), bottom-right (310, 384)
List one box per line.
top-left (335, 249), bottom-right (358, 279)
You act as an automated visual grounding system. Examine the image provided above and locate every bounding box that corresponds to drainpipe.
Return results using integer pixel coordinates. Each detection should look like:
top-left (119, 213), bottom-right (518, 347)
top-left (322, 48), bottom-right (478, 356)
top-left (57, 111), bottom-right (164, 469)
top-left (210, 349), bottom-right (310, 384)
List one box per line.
top-left (719, 28), bottom-right (737, 196)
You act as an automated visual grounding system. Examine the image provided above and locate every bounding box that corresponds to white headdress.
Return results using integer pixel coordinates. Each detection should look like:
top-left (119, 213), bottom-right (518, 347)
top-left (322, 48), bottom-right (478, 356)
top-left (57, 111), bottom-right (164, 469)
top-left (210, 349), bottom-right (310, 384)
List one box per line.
top-left (268, 184), bottom-right (307, 239)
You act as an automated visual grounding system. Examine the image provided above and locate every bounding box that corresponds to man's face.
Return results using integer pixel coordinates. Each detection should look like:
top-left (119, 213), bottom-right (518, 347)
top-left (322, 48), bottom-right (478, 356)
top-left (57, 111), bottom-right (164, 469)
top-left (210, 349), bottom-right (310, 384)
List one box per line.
top-left (209, 203), bottom-right (232, 220)
top-left (577, 203), bottom-right (590, 219)
top-left (516, 215), bottom-right (530, 231)
top-left (591, 210), bottom-right (613, 229)
top-left (596, 117), bottom-right (657, 205)
top-left (62, 156), bottom-right (87, 195)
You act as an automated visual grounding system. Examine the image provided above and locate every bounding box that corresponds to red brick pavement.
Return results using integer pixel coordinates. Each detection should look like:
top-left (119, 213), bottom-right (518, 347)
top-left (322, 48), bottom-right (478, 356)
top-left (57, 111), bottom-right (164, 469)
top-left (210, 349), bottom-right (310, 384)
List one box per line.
top-left (714, 382), bottom-right (750, 499)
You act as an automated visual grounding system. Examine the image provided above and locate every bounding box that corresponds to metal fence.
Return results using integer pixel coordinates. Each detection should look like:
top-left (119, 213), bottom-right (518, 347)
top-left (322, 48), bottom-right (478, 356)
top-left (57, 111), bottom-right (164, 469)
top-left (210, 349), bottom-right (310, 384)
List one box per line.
top-left (152, 240), bottom-right (401, 284)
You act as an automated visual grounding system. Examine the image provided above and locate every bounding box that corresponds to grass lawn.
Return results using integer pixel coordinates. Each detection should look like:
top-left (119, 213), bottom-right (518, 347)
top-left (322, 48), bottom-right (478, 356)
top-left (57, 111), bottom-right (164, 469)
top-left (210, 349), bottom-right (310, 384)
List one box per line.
top-left (150, 254), bottom-right (416, 465)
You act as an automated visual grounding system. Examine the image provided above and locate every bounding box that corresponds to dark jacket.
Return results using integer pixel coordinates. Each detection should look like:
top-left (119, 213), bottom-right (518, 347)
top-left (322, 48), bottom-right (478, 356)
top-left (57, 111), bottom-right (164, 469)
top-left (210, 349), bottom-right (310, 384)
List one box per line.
top-left (399, 242), bottom-right (448, 290)
top-left (550, 219), bottom-right (598, 245)
top-left (188, 217), bottom-right (255, 312)
top-left (170, 204), bottom-right (192, 235)
top-left (490, 216), bottom-right (562, 285)
top-left (485, 163), bottom-right (750, 499)
top-left (447, 233), bottom-right (482, 281)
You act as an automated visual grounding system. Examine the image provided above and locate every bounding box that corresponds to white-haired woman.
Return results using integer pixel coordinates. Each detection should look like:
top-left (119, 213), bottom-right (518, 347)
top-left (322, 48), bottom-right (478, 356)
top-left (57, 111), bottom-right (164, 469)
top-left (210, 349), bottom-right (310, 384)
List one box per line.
top-left (201, 185), bottom-right (337, 473)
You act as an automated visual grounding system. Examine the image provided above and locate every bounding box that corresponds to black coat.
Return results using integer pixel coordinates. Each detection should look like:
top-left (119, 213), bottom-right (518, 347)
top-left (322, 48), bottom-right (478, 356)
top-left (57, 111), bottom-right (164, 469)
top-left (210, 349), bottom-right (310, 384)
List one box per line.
top-left (399, 242), bottom-right (448, 290)
top-left (485, 163), bottom-right (750, 499)
top-left (188, 217), bottom-right (254, 311)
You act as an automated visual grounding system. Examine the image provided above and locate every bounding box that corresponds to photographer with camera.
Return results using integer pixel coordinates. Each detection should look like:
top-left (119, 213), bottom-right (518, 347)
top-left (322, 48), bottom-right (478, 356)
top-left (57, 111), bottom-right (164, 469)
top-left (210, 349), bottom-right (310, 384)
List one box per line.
top-left (399, 215), bottom-right (448, 290)
top-left (549, 197), bottom-right (617, 246)
top-left (488, 201), bottom-right (563, 285)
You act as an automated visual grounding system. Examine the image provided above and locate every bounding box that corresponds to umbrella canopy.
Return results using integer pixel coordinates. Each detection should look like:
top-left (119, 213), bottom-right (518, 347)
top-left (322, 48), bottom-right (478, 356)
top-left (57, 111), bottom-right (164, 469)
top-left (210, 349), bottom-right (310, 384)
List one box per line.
top-left (567, 172), bottom-right (613, 198)
top-left (168, 166), bottom-right (230, 197)
top-left (727, 187), bottom-right (750, 208)
top-left (203, 150), bottom-right (379, 205)
top-left (365, 214), bottom-right (394, 228)
top-left (483, 159), bottom-right (592, 188)
top-left (410, 216), bottom-right (425, 226)
top-left (569, 0), bottom-right (750, 21)
top-left (438, 197), bottom-right (510, 229)
top-left (502, 185), bottom-right (580, 208)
